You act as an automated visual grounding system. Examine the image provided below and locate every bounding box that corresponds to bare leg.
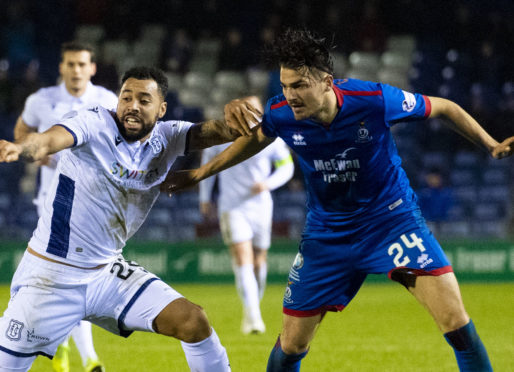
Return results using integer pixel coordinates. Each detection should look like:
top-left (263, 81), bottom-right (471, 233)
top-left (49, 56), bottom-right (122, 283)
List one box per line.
top-left (267, 313), bottom-right (322, 371)
top-left (153, 298), bottom-right (230, 372)
top-left (409, 272), bottom-right (492, 371)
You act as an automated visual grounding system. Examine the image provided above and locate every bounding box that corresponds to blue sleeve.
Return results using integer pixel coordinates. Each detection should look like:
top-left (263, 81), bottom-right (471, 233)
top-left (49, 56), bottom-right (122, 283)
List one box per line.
top-left (261, 101), bottom-right (278, 138)
top-left (381, 83), bottom-right (432, 127)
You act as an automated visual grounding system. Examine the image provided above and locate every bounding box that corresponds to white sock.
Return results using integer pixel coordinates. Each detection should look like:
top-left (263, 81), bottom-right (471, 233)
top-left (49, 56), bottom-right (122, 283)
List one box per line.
top-left (234, 264), bottom-right (262, 322)
top-left (257, 262), bottom-right (267, 301)
top-left (70, 321), bottom-right (98, 365)
top-left (181, 328), bottom-right (231, 372)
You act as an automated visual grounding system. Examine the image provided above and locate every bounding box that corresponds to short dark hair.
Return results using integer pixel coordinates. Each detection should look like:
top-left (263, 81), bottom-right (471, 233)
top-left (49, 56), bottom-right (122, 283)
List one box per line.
top-left (121, 66), bottom-right (168, 99)
top-left (264, 28), bottom-right (334, 76)
top-left (61, 41), bottom-right (96, 62)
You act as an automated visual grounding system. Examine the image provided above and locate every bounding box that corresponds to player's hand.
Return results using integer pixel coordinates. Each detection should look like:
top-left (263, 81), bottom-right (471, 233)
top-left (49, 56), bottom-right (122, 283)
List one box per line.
top-left (160, 169), bottom-right (201, 196)
top-left (224, 99), bottom-right (263, 137)
top-left (0, 140), bottom-right (22, 163)
top-left (491, 136), bottom-right (514, 159)
top-left (251, 182), bottom-right (269, 195)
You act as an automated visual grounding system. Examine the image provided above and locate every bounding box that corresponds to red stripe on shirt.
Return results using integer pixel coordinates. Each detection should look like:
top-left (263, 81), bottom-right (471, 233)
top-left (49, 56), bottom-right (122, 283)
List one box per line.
top-left (340, 90), bottom-right (383, 96)
top-left (422, 95), bottom-right (432, 117)
top-left (271, 100), bottom-right (288, 110)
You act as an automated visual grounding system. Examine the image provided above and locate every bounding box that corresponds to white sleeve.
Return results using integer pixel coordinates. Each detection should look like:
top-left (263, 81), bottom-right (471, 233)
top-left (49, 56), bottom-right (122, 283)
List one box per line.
top-left (21, 93), bottom-right (42, 128)
top-left (57, 109), bottom-right (96, 147)
top-left (198, 145), bottom-right (223, 203)
top-left (161, 120), bottom-right (194, 156)
top-left (263, 140), bottom-right (294, 191)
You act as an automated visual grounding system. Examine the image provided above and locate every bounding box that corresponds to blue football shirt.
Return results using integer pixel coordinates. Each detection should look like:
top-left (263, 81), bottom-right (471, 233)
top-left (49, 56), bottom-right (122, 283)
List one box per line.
top-left (261, 78), bottom-right (431, 230)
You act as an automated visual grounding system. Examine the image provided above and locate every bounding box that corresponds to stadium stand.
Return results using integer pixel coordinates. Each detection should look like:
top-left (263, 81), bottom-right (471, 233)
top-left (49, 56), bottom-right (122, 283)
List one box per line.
top-left (0, 0), bottom-right (512, 241)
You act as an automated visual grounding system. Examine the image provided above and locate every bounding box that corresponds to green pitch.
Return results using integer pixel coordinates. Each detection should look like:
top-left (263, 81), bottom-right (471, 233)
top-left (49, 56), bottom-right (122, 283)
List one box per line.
top-left (1, 282), bottom-right (512, 371)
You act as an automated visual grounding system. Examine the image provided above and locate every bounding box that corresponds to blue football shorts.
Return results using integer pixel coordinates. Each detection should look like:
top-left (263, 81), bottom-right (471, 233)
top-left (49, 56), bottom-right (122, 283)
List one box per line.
top-left (283, 209), bottom-right (452, 317)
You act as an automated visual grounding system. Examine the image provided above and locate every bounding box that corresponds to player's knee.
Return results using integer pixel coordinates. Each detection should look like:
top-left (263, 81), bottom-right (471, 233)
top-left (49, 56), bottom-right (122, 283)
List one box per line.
top-left (436, 309), bottom-right (469, 333)
top-left (280, 335), bottom-right (310, 355)
top-left (154, 299), bottom-right (211, 342)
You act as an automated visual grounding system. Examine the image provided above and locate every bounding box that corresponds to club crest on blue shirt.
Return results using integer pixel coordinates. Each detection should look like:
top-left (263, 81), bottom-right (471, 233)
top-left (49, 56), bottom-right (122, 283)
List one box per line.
top-left (401, 90), bottom-right (416, 112)
top-left (356, 121), bottom-right (372, 143)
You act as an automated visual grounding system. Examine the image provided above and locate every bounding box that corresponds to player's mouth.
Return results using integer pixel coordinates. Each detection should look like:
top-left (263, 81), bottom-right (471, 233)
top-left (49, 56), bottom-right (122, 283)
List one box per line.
top-left (124, 116), bottom-right (141, 129)
top-left (290, 104), bottom-right (305, 114)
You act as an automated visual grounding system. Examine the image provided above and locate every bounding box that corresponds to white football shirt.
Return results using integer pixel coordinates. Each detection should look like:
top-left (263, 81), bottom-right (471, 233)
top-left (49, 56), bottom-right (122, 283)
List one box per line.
top-left (28, 106), bottom-right (193, 267)
top-left (21, 82), bottom-right (118, 213)
top-left (199, 138), bottom-right (293, 213)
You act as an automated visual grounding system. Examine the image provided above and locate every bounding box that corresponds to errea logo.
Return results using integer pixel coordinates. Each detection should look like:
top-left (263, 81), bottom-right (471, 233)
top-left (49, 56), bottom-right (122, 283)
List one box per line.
top-left (292, 133), bottom-right (306, 146)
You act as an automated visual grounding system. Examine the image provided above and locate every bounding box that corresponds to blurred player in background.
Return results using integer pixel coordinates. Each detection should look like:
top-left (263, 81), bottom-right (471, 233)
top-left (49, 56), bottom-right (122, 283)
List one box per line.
top-left (0, 66), bottom-right (238, 372)
top-left (162, 29), bottom-right (514, 372)
top-left (13, 41), bottom-right (118, 372)
top-left (199, 97), bottom-right (294, 334)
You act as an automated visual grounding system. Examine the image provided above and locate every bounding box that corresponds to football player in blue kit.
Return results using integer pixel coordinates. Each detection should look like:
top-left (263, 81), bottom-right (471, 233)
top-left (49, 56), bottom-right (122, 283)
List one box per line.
top-left (161, 29), bottom-right (514, 371)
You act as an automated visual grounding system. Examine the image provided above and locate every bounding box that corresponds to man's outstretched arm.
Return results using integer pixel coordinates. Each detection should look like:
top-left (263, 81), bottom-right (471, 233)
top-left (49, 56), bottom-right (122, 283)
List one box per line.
top-left (428, 96), bottom-right (514, 159)
top-left (0, 125), bottom-right (75, 163)
top-left (161, 127), bottom-right (274, 193)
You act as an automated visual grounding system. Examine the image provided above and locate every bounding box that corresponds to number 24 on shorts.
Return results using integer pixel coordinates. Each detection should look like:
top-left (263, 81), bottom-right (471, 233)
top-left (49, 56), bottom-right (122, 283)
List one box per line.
top-left (388, 233), bottom-right (425, 267)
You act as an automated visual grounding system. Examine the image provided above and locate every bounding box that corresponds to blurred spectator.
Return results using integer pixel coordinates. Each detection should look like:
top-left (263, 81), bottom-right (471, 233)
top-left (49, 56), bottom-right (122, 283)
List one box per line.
top-left (417, 169), bottom-right (454, 232)
top-left (0, 62), bottom-right (14, 114)
top-left (11, 60), bottom-right (42, 115)
top-left (218, 28), bottom-right (249, 71)
top-left (2, 1), bottom-right (37, 79)
top-left (354, 0), bottom-right (387, 52)
top-left (162, 28), bottom-right (192, 74)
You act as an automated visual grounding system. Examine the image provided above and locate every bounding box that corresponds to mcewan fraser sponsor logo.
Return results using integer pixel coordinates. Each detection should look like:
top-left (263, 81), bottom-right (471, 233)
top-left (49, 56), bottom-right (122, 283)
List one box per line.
top-left (313, 148), bottom-right (360, 184)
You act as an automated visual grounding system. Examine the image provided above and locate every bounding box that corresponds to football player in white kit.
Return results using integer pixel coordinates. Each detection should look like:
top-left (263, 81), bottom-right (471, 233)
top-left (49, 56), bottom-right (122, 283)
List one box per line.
top-left (13, 41), bottom-right (117, 372)
top-left (0, 66), bottom-right (236, 372)
top-left (199, 97), bottom-right (294, 334)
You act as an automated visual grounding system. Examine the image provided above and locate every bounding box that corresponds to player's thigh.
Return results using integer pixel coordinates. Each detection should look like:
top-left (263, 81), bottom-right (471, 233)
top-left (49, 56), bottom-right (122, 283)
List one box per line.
top-left (219, 209), bottom-right (253, 246)
top-left (249, 203), bottom-right (272, 250)
top-left (0, 349), bottom-right (36, 372)
top-left (409, 272), bottom-right (469, 333)
top-left (283, 238), bottom-right (367, 314)
top-left (86, 257), bottom-right (183, 337)
top-left (0, 253), bottom-right (85, 357)
top-left (230, 241), bottom-right (254, 265)
top-left (359, 221), bottom-right (452, 278)
top-left (280, 313), bottom-right (323, 354)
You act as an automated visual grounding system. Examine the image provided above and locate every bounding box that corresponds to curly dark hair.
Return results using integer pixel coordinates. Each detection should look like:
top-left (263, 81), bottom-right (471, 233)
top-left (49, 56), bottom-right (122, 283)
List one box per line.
top-left (121, 66), bottom-right (168, 99)
top-left (264, 28), bottom-right (334, 76)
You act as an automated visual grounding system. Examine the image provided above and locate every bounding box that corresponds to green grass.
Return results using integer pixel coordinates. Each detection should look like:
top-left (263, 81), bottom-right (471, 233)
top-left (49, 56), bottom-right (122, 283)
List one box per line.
top-left (1, 282), bottom-right (512, 371)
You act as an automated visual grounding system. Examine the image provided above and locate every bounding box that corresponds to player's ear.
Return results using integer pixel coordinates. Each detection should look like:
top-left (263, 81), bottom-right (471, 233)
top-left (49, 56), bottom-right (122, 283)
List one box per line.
top-left (90, 62), bottom-right (97, 77)
top-left (323, 74), bottom-right (333, 92)
top-left (158, 101), bottom-right (167, 119)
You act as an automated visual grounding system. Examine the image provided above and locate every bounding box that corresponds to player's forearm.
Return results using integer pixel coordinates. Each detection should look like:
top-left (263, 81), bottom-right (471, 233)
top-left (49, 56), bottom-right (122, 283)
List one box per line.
top-left (187, 120), bottom-right (241, 152)
top-left (195, 133), bottom-right (273, 182)
top-left (15, 133), bottom-right (52, 162)
top-left (428, 96), bottom-right (498, 153)
top-left (265, 157), bottom-right (294, 191)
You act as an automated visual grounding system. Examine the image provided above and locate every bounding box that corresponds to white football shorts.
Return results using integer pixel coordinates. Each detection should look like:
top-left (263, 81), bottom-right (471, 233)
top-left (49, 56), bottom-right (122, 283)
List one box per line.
top-left (0, 251), bottom-right (183, 358)
top-left (219, 201), bottom-right (272, 249)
